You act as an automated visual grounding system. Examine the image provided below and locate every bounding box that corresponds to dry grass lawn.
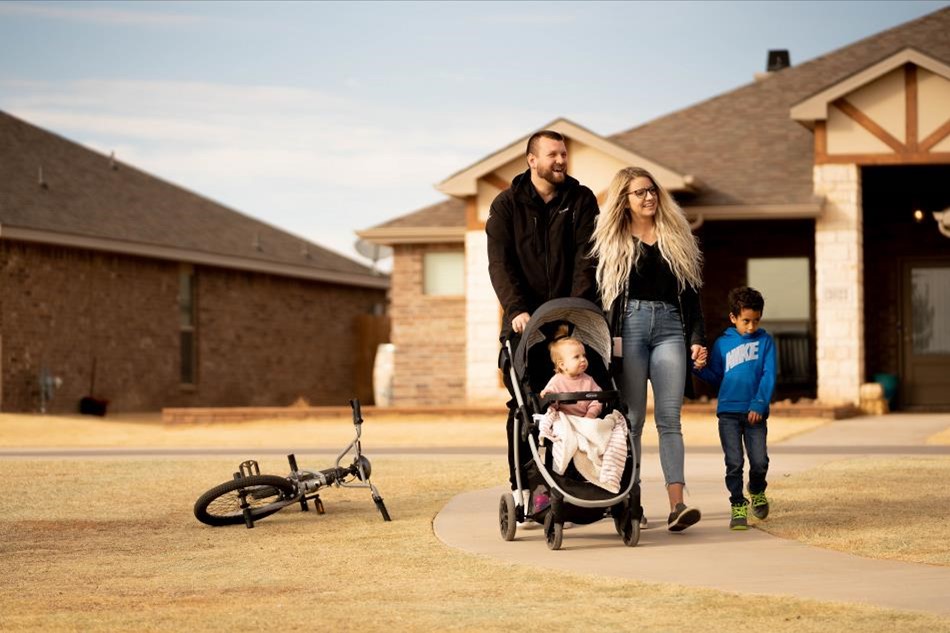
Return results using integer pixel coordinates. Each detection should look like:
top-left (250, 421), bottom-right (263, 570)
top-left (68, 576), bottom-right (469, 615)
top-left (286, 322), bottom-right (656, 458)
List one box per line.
top-left (3, 455), bottom-right (949, 632)
top-left (2, 413), bottom-right (948, 631)
top-left (760, 456), bottom-right (950, 566)
top-left (0, 412), bottom-right (826, 449)
top-left (927, 426), bottom-right (950, 445)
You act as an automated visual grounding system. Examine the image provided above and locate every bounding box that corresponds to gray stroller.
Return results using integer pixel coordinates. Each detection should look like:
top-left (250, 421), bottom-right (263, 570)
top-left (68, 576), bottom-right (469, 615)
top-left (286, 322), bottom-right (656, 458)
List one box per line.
top-left (498, 298), bottom-right (641, 550)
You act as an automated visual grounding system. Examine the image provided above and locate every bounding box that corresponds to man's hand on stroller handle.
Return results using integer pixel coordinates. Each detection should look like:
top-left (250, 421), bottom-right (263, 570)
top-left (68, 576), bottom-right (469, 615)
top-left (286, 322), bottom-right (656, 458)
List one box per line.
top-left (511, 312), bottom-right (531, 333)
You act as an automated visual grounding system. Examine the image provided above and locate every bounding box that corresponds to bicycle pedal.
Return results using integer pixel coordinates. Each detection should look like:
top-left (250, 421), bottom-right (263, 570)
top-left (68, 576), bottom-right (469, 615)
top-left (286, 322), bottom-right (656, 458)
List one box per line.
top-left (239, 460), bottom-right (260, 477)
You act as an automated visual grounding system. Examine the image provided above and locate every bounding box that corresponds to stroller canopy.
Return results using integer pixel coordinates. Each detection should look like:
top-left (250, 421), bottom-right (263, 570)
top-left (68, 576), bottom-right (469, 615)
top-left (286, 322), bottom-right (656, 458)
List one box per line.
top-left (513, 298), bottom-right (612, 377)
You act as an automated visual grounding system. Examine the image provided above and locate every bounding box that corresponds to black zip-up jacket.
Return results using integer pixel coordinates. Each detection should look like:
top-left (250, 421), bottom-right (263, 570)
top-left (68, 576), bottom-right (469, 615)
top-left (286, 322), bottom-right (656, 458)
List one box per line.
top-left (486, 169), bottom-right (599, 338)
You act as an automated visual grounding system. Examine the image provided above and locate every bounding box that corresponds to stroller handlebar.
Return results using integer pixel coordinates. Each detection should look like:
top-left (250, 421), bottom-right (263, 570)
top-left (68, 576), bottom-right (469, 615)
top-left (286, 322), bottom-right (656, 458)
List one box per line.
top-left (541, 390), bottom-right (620, 405)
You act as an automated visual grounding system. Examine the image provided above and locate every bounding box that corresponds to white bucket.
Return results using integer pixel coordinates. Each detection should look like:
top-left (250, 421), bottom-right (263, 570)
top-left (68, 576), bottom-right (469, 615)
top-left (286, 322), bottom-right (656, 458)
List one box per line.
top-left (373, 343), bottom-right (395, 407)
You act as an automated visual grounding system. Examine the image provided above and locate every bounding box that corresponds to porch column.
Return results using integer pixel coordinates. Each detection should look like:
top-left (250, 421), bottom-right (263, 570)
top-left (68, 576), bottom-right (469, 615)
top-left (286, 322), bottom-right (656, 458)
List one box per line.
top-left (465, 230), bottom-right (508, 405)
top-left (813, 164), bottom-right (864, 405)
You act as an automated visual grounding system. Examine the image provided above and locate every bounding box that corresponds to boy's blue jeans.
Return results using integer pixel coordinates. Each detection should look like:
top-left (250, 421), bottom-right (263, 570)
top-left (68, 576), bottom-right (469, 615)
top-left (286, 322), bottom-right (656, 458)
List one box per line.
top-left (717, 412), bottom-right (769, 505)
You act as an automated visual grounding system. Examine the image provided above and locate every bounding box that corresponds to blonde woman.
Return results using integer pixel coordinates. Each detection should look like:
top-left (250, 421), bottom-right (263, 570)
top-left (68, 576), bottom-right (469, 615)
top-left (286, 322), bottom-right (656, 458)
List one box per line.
top-left (591, 166), bottom-right (707, 532)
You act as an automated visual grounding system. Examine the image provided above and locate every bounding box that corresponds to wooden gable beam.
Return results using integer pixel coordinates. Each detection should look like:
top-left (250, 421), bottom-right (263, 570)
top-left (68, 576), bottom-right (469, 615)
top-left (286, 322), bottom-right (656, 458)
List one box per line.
top-left (919, 119), bottom-right (950, 153)
top-left (905, 64), bottom-right (918, 152)
top-left (483, 173), bottom-right (510, 192)
top-left (832, 98), bottom-right (905, 153)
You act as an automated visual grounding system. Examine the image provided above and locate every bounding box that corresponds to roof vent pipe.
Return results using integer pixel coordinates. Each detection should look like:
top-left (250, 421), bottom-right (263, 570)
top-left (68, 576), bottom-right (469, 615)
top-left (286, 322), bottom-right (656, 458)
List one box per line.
top-left (38, 165), bottom-right (48, 189)
top-left (109, 151), bottom-right (117, 170)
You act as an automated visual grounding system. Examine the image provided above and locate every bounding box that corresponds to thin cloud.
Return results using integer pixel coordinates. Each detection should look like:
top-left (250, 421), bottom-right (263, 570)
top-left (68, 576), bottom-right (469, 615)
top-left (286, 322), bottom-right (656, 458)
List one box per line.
top-left (0, 76), bottom-right (542, 158)
top-left (472, 12), bottom-right (577, 25)
top-left (0, 1), bottom-right (206, 27)
top-left (0, 76), bottom-right (565, 259)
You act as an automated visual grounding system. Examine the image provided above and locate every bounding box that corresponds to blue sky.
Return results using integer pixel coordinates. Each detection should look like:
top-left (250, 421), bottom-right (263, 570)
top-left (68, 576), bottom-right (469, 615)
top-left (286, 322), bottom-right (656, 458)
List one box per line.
top-left (1, 0), bottom-right (947, 266)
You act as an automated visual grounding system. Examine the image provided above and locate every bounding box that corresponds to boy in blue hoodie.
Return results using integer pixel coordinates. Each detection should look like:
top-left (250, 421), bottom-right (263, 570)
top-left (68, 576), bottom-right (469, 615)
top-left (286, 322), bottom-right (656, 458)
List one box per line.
top-left (694, 287), bottom-right (776, 530)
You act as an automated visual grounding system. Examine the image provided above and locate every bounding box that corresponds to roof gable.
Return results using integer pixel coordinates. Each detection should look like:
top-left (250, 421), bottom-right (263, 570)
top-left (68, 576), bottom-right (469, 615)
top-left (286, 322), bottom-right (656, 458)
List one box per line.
top-left (437, 118), bottom-right (692, 197)
top-left (791, 48), bottom-right (950, 125)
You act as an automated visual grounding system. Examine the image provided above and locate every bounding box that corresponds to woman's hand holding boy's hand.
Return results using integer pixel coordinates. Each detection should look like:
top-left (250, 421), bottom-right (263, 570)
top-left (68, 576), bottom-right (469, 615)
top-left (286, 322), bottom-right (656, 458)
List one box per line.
top-left (691, 344), bottom-right (708, 369)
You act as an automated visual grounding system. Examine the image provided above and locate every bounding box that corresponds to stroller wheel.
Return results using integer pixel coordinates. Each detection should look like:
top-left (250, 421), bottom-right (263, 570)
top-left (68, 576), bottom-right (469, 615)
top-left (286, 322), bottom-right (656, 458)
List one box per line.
top-left (499, 493), bottom-right (517, 541)
top-left (621, 511), bottom-right (641, 547)
top-left (611, 501), bottom-right (628, 536)
top-left (544, 512), bottom-right (563, 550)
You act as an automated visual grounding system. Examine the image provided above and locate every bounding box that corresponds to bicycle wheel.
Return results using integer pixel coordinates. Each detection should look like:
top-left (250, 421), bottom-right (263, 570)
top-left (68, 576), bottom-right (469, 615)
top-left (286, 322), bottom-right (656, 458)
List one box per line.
top-left (375, 497), bottom-right (392, 522)
top-left (194, 475), bottom-right (296, 527)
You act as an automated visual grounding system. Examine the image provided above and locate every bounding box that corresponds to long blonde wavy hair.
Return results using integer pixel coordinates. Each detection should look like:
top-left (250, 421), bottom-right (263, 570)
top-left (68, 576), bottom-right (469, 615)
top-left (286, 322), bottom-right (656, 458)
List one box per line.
top-left (591, 166), bottom-right (703, 309)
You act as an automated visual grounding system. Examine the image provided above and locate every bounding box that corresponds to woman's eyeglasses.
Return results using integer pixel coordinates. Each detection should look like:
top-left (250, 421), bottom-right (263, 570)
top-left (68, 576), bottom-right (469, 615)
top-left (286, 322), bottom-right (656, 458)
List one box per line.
top-left (628, 186), bottom-right (658, 199)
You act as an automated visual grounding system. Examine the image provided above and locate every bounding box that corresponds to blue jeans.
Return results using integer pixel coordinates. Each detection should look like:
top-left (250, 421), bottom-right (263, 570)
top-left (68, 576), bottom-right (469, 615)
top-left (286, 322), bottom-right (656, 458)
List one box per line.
top-left (621, 300), bottom-right (687, 487)
top-left (718, 412), bottom-right (769, 505)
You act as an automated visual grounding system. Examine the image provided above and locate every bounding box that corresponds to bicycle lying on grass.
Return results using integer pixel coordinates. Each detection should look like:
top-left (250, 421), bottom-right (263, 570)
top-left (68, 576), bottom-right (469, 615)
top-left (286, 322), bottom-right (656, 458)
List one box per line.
top-left (194, 399), bottom-right (391, 528)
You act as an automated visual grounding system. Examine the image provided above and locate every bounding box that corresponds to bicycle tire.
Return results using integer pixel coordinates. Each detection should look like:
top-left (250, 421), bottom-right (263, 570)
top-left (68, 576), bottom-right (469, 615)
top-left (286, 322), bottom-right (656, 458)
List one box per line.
top-left (375, 497), bottom-right (392, 522)
top-left (194, 475), bottom-right (296, 527)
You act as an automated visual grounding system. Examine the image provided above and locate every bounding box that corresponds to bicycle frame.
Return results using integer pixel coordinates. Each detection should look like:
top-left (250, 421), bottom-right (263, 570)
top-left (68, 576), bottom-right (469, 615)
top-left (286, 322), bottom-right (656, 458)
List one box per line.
top-left (195, 398), bottom-right (391, 529)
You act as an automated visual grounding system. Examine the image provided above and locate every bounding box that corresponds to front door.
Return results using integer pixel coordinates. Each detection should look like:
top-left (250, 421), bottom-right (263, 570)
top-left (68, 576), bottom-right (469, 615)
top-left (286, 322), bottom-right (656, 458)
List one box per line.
top-left (901, 260), bottom-right (950, 409)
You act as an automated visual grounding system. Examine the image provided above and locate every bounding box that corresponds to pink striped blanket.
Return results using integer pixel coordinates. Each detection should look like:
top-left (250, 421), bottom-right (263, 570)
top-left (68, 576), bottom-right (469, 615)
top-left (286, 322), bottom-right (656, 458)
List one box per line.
top-left (537, 409), bottom-right (628, 493)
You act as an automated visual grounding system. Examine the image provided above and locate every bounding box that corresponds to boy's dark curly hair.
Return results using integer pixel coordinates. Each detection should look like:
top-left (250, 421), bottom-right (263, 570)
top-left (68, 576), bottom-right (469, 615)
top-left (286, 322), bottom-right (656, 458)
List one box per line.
top-left (728, 286), bottom-right (765, 317)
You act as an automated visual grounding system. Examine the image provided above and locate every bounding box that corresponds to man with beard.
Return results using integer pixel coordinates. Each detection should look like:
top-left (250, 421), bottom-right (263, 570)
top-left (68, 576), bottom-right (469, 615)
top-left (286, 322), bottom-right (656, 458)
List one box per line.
top-left (486, 129), bottom-right (600, 514)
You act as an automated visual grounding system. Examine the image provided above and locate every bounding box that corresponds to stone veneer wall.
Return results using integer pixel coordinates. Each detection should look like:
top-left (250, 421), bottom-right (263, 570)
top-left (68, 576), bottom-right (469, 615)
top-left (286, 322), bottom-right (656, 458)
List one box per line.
top-left (0, 241), bottom-right (385, 412)
top-left (389, 243), bottom-right (466, 405)
top-left (813, 164), bottom-right (864, 405)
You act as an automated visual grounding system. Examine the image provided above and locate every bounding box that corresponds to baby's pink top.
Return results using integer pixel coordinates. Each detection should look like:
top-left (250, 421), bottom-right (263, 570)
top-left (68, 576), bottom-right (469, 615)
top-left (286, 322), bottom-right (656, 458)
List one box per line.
top-left (542, 372), bottom-right (603, 418)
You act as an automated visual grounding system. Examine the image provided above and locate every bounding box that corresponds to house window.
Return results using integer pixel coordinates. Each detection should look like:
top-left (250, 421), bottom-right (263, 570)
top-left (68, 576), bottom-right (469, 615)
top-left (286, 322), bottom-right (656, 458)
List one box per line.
top-left (911, 267), bottom-right (950, 355)
top-left (747, 257), bottom-right (810, 321)
top-left (423, 251), bottom-right (464, 296)
top-left (179, 265), bottom-right (197, 386)
top-left (748, 257), bottom-right (812, 388)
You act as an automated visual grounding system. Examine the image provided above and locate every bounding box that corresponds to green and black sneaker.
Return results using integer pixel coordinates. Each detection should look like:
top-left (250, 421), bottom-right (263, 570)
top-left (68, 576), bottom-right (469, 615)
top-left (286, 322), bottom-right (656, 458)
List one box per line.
top-left (750, 491), bottom-right (770, 520)
top-left (729, 503), bottom-right (749, 530)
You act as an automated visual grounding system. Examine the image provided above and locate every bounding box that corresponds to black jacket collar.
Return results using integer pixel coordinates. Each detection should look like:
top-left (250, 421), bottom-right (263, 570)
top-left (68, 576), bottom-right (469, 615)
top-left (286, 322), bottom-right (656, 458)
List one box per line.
top-left (511, 168), bottom-right (579, 208)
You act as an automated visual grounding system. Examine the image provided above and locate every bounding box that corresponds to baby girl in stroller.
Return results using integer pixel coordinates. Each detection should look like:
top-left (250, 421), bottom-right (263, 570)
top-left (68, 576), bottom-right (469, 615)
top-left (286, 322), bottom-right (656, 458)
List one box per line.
top-left (540, 335), bottom-right (603, 418)
top-left (539, 335), bottom-right (629, 496)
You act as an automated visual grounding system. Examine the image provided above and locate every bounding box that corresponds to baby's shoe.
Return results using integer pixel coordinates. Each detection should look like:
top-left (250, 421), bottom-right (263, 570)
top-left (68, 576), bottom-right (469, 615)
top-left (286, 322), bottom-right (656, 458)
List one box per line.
top-left (532, 492), bottom-right (550, 514)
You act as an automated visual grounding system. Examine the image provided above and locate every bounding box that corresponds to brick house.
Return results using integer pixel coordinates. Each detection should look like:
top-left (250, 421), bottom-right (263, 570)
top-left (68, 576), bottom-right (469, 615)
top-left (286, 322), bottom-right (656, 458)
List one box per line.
top-left (0, 111), bottom-right (388, 413)
top-left (359, 8), bottom-right (950, 411)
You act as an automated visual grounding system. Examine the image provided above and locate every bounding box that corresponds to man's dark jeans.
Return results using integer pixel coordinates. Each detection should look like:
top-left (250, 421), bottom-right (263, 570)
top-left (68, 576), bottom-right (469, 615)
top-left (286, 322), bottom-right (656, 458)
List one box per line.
top-left (717, 412), bottom-right (769, 505)
top-left (501, 332), bottom-right (528, 490)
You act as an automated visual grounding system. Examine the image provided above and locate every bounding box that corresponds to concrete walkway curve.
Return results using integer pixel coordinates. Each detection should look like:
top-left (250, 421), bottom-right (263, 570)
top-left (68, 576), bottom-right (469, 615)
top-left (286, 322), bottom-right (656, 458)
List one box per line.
top-left (434, 414), bottom-right (950, 617)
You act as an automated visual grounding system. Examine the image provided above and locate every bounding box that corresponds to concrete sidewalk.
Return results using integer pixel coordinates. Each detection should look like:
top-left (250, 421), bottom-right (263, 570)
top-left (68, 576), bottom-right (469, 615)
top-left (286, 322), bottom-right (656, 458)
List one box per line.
top-left (434, 414), bottom-right (950, 617)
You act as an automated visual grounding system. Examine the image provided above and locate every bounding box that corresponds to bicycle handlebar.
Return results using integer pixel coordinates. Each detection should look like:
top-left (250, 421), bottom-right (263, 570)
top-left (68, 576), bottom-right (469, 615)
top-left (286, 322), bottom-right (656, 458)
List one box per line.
top-left (350, 399), bottom-right (363, 426)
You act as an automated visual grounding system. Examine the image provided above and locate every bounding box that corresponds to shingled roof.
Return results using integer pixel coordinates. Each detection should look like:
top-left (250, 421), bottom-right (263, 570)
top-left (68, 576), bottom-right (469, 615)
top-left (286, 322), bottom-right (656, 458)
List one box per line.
top-left (0, 111), bottom-right (387, 288)
top-left (372, 197), bottom-right (465, 229)
top-left (357, 197), bottom-right (465, 244)
top-left (366, 8), bottom-right (949, 234)
top-left (610, 7), bottom-right (950, 208)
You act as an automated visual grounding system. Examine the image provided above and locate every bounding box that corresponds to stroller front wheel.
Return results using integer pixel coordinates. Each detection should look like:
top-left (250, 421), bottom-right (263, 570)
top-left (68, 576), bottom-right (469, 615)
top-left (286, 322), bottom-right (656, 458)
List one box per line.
top-left (621, 510), bottom-right (640, 547)
top-left (544, 512), bottom-right (563, 550)
top-left (499, 493), bottom-right (517, 541)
